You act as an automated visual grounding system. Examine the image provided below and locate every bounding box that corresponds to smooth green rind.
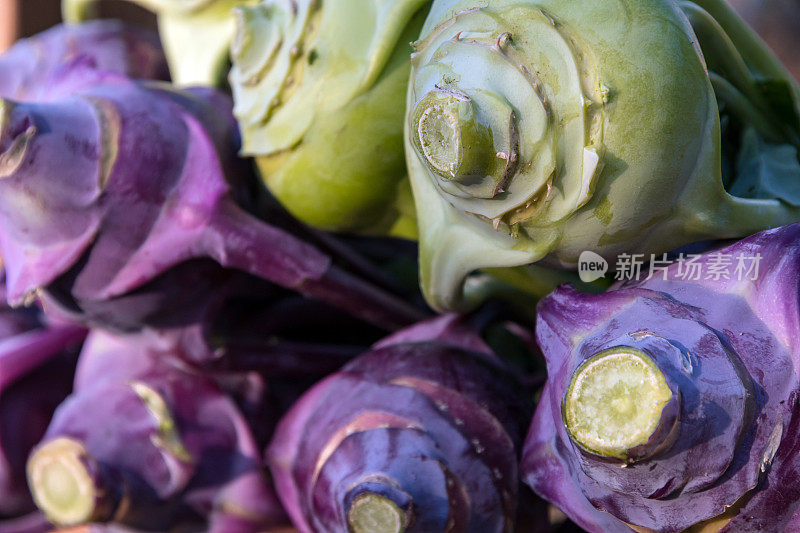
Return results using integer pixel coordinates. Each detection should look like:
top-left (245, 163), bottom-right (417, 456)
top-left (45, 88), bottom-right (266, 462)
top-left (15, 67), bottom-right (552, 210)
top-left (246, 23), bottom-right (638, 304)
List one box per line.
top-left (347, 494), bottom-right (407, 533)
top-left (563, 347), bottom-right (674, 461)
top-left (62, 0), bottom-right (256, 86)
top-left (27, 438), bottom-right (98, 526)
top-left (406, 0), bottom-right (800, 311)
top-left (231, 0), bottom-right (430, 232)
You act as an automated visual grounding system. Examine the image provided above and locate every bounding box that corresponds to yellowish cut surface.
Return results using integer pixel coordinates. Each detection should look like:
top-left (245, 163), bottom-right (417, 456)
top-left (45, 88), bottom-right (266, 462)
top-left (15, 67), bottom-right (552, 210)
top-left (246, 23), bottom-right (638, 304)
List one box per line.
top-left (563, 348), bottom-right (672, 458)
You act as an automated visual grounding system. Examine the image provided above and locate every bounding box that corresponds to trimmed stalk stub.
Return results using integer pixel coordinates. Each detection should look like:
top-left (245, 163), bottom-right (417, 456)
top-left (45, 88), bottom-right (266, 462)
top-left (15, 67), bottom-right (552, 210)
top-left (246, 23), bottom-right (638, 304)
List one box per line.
top-left (27, 437), bottom-right (118, 526)
top-left (347, 493), bottom-right (409, 533)
top-left (406, 3), bottom-right (606, 310)
top-left (411, 89), bottom-right (517, 199)
top-left (563, 347), bottom-right (679, 462)
top-left (267, 333), bottom-right (538, 531)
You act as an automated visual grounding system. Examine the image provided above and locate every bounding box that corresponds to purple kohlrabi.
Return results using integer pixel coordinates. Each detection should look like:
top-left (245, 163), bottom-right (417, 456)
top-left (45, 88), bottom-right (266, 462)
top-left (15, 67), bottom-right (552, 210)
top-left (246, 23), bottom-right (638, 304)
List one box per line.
top-left (0, 20), bottom-right (168, 100)
top-left (522, 223), bottom-right (800, 532)
top-left (268, 314), bottom-right (544, 533)
top-left (0, 278), bottom-right (85, 518)
top-left (26, 329), bottom-right (287, 531)
top-left (0, 59), bottom-right (425, 333)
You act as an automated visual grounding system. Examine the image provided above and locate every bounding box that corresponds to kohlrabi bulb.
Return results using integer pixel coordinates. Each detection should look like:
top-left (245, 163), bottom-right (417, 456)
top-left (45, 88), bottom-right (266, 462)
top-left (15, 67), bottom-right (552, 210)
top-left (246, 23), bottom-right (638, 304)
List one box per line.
top-left (229, 0), bottom-right (430, 233)
top-left (406, 0), bottom-right (800, 310)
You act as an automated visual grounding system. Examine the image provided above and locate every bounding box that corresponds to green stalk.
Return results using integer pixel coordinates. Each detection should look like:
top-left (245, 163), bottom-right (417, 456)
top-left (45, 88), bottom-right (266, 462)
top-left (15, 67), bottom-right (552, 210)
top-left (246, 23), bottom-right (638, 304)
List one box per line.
top-left (689, 0), bottom-right (800, 101)
top-left (680, 2), bottom-right (763, 108)
top-left (709, 73), bottom-right (784, 144)
top-left (485, 265), bottom-right (609, 300)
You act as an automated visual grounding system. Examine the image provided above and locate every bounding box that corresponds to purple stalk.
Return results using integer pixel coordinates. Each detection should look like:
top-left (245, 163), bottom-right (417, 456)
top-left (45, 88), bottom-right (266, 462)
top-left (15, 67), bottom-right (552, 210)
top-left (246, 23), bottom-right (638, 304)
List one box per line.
top-left (0, 64), bottom-right (426, 332)
top-left (0, 325), bottom-right (86, 390)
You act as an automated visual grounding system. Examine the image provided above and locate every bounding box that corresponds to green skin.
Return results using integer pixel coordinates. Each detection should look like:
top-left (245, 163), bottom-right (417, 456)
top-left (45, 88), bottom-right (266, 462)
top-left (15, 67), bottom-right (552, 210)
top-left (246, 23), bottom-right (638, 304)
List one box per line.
top-left (62, 0), bottom-right (255, 86)
top-left (406, 0), bottom-right (800, 311)
top-left (230, 0), bottom-right (430, 234)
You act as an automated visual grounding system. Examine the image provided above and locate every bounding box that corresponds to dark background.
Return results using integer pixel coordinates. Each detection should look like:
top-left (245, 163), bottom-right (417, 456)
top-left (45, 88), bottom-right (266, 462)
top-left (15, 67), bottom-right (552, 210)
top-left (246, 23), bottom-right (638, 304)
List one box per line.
top-left (18, 0), bottom-right (156, 35)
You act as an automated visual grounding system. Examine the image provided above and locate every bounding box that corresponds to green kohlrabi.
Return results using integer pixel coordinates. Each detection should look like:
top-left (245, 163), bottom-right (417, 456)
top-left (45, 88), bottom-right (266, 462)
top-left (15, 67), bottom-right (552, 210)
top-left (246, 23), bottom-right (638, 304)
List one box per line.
top-left (406, 0), bottom-right (800, 311)
top-left (229, 0), bottom-right (430, 235)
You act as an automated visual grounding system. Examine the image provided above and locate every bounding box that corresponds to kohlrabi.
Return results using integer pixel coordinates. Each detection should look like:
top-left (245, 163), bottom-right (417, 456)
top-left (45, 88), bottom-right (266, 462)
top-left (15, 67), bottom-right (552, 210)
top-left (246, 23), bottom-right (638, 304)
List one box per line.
top-left (0, 56), bottom-right (425, 332)
top-left (406, 0), bottom-right (800, 310)
top-left (0, 20), bottom-right (168, 99)
top-left (268, 314), bottom-right (543, 533)
top-left (0, 276), bottom-right (85, 518)
top-left (27, 330), bottom-right (287, 531)
top-left (62, 0), bottom-right (254, 86)
top-left (228, 0), bottom-right (430, 234)
top-left (523, 223), bottom-right (800, 532)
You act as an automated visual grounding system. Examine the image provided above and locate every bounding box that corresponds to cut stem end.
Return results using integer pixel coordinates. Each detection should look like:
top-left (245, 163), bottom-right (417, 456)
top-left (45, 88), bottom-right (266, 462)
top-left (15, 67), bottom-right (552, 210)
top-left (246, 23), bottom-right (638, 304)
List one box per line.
top-left (413, 92), bottom-right (497, 189)
top-left (563, 347), bottom-right (678, 462)
top-left (347, 493), bottom-right (407, 533)
top-left (27, 438), bottom-right (99, 526)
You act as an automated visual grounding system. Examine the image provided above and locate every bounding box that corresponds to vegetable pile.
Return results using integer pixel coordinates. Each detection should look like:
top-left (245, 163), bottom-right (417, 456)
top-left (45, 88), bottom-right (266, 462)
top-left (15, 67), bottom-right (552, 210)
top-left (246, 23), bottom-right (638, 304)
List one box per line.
top-left (0, 0), bottom-right (799, 531)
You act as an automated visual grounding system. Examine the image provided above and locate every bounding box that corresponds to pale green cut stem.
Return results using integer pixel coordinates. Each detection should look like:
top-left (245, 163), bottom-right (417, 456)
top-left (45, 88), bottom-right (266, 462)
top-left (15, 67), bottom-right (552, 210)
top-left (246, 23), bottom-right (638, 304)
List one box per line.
top-left (27, 438), bottom-right (99, 526)
top-left (563, 347), bottom-right (675, 461)
top-left (413, 93), bottom-right (494, 183)
top-left (62, 0), bottom-right (99, 22)
top-left (0, 97), bottom-right (9, 133)
top-left (347, 493), bottom-right (407, 533)
top-left (0, 99), bottom-right (38, 179)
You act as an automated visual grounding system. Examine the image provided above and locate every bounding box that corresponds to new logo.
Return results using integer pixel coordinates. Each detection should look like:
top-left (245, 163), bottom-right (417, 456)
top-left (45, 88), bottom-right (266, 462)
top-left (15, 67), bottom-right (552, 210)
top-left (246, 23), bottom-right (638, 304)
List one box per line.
top-left (578, 251), bottom-right (608, 282)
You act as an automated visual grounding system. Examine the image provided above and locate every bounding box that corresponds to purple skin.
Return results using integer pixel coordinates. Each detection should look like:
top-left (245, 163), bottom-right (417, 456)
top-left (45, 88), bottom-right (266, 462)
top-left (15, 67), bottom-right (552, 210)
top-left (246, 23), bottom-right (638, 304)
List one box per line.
top-left (0, 289), bottom-right (85, 518)
top-left (28, 330), bottom-right (287, 531)
top-left (0, 62), bottom-right (426, 332)
top-left (0, 512), bottom-right (54, 533)
top-left (73, 327), bottom-right (282, 449)
top-left (0, 20), bottom-right (168, 100)
top-left (522, 223), bottom-right (800, 532)
top-left (268, 315), bottom-right (542, 533)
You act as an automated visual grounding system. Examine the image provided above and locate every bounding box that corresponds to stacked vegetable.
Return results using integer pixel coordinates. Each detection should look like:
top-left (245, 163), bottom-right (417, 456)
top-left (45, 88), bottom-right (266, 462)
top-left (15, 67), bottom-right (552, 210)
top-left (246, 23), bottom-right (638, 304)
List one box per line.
top-left (27, 330), bottom-right (286, 530)
top-left (0, 0), bottom-right (798, 531)
top-left (406, 0), bottom-right (800, 310)
top-left (268, 315), bottom-right (540, 533)
top-left (523, 223), bottom-right (800, 532)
